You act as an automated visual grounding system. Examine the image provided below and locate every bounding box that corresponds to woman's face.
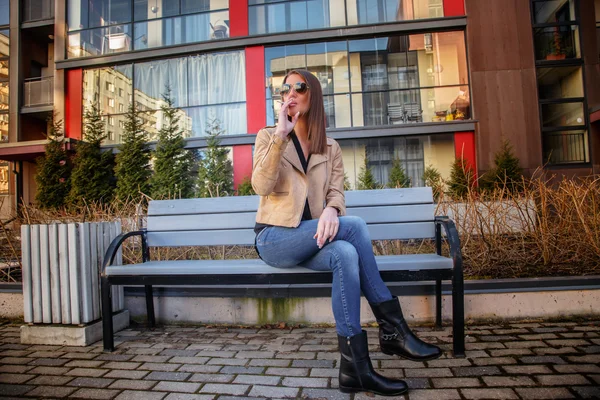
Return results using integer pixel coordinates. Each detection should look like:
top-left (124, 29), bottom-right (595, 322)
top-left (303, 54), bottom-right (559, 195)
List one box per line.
top-left (282, 74), bottom-right (310, 117)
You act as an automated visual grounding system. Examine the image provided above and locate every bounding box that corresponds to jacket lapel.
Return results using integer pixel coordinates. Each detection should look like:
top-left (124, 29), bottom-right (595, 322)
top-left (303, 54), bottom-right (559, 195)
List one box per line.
top-left (283, 142), bottom-right (304, 174)
top-left (307, 153), bottom-right (328, 173)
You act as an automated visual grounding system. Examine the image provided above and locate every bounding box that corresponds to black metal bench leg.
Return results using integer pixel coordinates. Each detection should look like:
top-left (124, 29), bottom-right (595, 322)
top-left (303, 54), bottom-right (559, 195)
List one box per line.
top-left (452, 275), bottom-right (465, 358)
top-left (101, 277), bottom-right (114, 352)
top-left (435, 279), bottom-right (442, 329)
top-left (145, 285), bottom-right (156, 327)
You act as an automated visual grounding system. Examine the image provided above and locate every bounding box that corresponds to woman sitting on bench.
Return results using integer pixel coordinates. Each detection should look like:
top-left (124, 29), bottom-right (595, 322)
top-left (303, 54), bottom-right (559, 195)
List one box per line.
top-left (251, 69), bottom-right (441, 397)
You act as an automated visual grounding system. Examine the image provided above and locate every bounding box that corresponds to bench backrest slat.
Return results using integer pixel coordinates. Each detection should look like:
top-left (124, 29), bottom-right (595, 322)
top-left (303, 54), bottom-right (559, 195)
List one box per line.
top-left (146, 187), bottom-right (435, 247)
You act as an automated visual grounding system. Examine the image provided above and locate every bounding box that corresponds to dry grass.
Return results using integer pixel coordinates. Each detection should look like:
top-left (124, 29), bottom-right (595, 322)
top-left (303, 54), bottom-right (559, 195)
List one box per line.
top-left (2, 174), bottom-right (599, 282)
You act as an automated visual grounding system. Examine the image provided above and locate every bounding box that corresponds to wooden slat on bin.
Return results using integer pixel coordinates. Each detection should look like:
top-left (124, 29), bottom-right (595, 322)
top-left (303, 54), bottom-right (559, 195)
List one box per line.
top-left (90, 223), bottom-right (100, 321)
top-left (68, 223), bottom-right (81, 325)
top-left (58, 224), bottom-right (71, 324)
top-left (79, 223), bottom-right (93, 324)
top-left (49, 224), bottom-right (61, 324)
top-left (39, 225), bottom-right (52, 324)
top-left (21, 225), bottom-right (33, 324)
top-left (31, 225), bottom-right (42, 324)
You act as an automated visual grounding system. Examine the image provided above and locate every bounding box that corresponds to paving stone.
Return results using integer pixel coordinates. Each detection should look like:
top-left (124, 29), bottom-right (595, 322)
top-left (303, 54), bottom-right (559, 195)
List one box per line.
top-left (0, 364), bottom-right (34, 374)
top-left (29, 357), bottom-right (71, 366)
top-left (482, 376), bottom-right (536, 386)
top-left (206, 357), bottom-right (248, 366)
top-left (265, 367), bottom-right (309, 376)
top-left (104, 370), bottom-right (149, 380)
top-left (405, 367), bottom-right (453, 378)
top-left (188, 373), bottom-right (234, 383)
top-left (62, 352), bottom-right (99, 360)
top-left (27, 375), bottom-right (75, 386)
top-left (516, 387), bottom-right (575, 399)
top-left (432, 377), bottom-right (481, 388)
top-left (0, 373), bottom-right (35, 384)
top-left (453, 366), bottom-right (502, 376)
top-left (102, 361), bottom-right (142, 370)
top-left (566, 355), bottom-right (600, 363)
top-left (233, 374), bottom-right (281, 386)
top-left (28, 365), bottom-right (72, 375)
top-left (158, 349), bottom-right (199, 357)
top-left (109, 379), bottom-right (156, 390)
top-left (461, 388), bottom-right (518, 399)
top-left (115, 389), bottom-right (166, 400)
top-left (65, 360), bottom-right (106, 368)
top-left (520, 355), bottom-right (567, 364)
top-left (489, 348), bottom-right (533, 357)
top-left (404, 377), bottom-right (430, 390)
top-left (472, 356), bottom-right (516, 366)
top-left (69, 388), bottom-right (122, 399)
top-left (503, 365), bottom-right (553, 374)
top-left (281, 377), bottom-right (328, 388)
top-left (504, 341), bottom-right (546, 349)
top-left (275, 352), bottom-right (316, 359)
top-left (0, 356), bottom-right (34, 365)
top-left (200, 383), bottom-right (249, 395)
top-left (178, 364), bottom-right (222, 373)
top-left (194, 351), bottom-right (236, 358)
top-left (427, 358), bottom-right (471, 367)
top-left (25, 385), bottom-right (78, 397)
top-left (168, 356), bottom-right (209, 365)
top-left (0, 384), bottom-right (35, 397)
top-left (571, 386), bottom-right (600, 399)
top-left (546, 339), bottom-right (590, 346)
top-left (219, 366), bottom-right (263, 374)
top-left (144, 371), bottom-right (191, 381)
top-left (66, 367), bottom-right (110, 377)
top-left (153, 381), bottom-right (201, 393)
top-left (464, 350), bottom-right (489, 358)
top-left (95, 354), bottom-right (135, 361)
top-left (535, 374), bottom-right (590, 386)
top-left (248, 359), bottom-right (290, 367)
top-left (533, 346), bottom-right (578, 355)
top-left (408, 389), bottom-right (461, 400)
top-left (68, 377), bottom-right (115, 388)
top-left (291, 359), bottom-right (334, 368)
top-left (380, 360), bottom-right (424, 368)
top-left (164, 395), bottom-right (215, 400)
top-left (553, 364), bottom-right (600, 373)
top-left (248, 385), bottom-right (299, 398)
top-left (518, 334), bottom-right (559, 340)
top-left (465, 342), bottom-right (505, 350)
top-left (301, 388), bottom-right (350, 400)
top-left (138, 362), bottom-right (181, 371)
top-left (310, 368), bottom-right (338, 377)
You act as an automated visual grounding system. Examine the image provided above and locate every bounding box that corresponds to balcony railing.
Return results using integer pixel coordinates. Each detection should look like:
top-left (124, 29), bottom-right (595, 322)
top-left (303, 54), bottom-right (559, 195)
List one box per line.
top-left (23, 76), bottom-right (54, 107)
top-left (23, 0), bottom-right (54, 23)
top-left (544, 131), bottom-right (588, 164)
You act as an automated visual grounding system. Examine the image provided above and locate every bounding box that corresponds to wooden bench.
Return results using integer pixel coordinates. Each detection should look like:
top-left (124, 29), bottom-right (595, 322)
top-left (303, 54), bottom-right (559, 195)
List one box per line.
top-left (101, 187), bottom-right (465, 356)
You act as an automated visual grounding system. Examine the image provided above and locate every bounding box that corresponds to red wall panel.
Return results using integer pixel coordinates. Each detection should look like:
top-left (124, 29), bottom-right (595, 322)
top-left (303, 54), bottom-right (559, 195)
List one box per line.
top-left (443, 0), bottom-right (465, 16)
top-left (65, 69), bottom-right (83, 140)
top-left (229, 0), bottom-right (248, 37)
top-left (454, 131), bottom-right (477, 178)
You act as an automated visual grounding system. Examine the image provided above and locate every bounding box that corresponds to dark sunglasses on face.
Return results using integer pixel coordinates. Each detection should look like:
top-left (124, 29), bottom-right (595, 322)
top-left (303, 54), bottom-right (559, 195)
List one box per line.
top-left (280, 82), bottom-right (309, 95)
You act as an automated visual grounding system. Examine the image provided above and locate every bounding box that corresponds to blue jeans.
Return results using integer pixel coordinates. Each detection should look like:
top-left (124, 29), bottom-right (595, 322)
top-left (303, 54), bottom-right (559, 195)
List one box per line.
top-left (256, 216), bottom-right (393, 337)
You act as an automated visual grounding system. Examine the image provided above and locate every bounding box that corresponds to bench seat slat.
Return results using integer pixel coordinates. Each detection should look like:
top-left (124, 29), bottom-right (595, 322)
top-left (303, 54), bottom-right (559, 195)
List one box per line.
top-left (147, 188), bottom-right (433, 217)
top-left (105, 254), bottom-right (453, 276)
top-left (146, 222), bottom-right (435, 247)
top-left (146, 204), bottom-right (435, 232)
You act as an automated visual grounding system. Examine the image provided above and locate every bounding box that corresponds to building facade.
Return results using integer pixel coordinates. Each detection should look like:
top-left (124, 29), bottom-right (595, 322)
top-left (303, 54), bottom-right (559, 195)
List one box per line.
top-left (0, 0), bottom-right (599, 218)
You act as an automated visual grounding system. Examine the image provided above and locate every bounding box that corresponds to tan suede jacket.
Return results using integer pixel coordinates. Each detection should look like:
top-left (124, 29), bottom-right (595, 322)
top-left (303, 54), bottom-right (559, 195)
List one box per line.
top-left (252, 126), bottom-right (346, 228)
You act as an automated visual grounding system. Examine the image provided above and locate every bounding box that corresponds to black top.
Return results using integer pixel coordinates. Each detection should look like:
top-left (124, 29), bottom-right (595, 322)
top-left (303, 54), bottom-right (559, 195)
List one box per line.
top-left (254, 132), bottom-right (312, 235)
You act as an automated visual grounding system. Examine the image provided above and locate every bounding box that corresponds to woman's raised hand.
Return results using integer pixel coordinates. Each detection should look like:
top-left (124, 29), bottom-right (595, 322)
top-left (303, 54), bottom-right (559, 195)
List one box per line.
top-left (275, 99), bottom-right (300, 140)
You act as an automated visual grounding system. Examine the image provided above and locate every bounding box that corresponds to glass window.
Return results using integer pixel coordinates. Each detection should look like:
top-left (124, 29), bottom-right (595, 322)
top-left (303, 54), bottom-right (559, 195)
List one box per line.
top-left (68, 24), bottom-right (133, 58)
top-left (0, 161), bottom-right (8, 195)
top-left (533, 0), bottom-right (576, 24)
top-left (541, 102), bottom-right (585, 127)
top-left (339, 134), bottom-right (454, 189)
top-left (134, 0), bottom-right (179, 21)
top-left (182, 0), bottom-right (228, 14)
top-left (134, 58), bottom-right (188, 108)
top-left (83, 65), bottom-right (133, 114)
top-left (266, 31), bottom-right (469, 128)
top-left (537, 66), bottom-right (583, 99)
top-left (0, 30), bottom-right (9, 57)
top-left (347, 0), bottom-right (445, 25)
top-left (534, 26), bottom-right (581, 60)
top-left (249, 0), bottom-right (336, 35)
top-left (543, 130), bottom-right (589, 164)
top-left (0, 0), bottom-right (8, 26)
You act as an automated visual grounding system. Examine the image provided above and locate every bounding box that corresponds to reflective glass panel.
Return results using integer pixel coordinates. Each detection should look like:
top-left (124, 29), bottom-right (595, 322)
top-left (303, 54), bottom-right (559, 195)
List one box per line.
top-left (134, 58), bottom-right (188, 108)
top-left (83, 65), bottom-right (133, 115)
top-left (134, 0), bottom-right (179, 21)
top-left (0, 30), bottom-right (9, 57)
top-left (533, 0), bottom-right (576, 24)
top-left (0, 82), bottom-right (8, 111)
top-left (0, 0), bottom-right (8, 26)
top-left (0, 60), bottom-right (8, 80)
top-left (0, 114), bottom-right (7, 143)
top-left (537, 66), bottom-right (583, 99)
top-left (67, 24), bottom-right (133, 58)
top-left (187, 51), bottom-right (246, 107)
top-left (0, 161), bottom-right (8, 195)
top-left (541, 102), bottom-right (585, 127)
top-left (534, 26), bottom-right (581, 60)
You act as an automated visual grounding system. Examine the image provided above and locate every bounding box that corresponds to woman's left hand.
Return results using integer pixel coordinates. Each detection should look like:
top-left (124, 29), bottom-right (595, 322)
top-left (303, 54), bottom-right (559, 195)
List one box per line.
top-left (314, 207), bottom-right (339, 248)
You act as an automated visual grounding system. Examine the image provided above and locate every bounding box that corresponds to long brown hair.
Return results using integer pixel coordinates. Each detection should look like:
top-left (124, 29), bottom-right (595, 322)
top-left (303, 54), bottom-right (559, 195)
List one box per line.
top-left (283, 69), bottom-right (327, 155)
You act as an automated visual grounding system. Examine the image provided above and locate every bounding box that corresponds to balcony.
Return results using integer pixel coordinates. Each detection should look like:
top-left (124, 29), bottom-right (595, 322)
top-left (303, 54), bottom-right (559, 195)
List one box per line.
top-left (23, 0), bottom-right (54, 23)
top-left (23, 76), bottom-right (54, 108)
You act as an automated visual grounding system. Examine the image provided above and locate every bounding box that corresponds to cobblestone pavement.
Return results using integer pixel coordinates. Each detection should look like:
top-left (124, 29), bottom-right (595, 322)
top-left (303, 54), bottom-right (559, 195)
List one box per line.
top-left (1, 319), bottom-right (599, 399)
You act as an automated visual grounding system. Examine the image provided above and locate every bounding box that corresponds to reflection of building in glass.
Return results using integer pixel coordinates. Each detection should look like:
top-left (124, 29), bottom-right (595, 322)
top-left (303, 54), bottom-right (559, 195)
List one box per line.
top-left (0, 161), bottom-right (7, 194)
top-left (83, 66), bottom-right (192, 144)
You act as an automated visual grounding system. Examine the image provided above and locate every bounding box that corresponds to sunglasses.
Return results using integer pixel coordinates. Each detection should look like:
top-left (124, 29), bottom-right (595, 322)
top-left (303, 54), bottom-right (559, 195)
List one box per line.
top-left (280, 82), bottom-right (310, 95)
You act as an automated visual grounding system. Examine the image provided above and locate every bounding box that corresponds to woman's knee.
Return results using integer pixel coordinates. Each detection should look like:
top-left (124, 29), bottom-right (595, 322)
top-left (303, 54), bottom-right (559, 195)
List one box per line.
top-left (328, 240), bottom-right (359, 268)
top-left (340, 215), bottom-right (369, 236)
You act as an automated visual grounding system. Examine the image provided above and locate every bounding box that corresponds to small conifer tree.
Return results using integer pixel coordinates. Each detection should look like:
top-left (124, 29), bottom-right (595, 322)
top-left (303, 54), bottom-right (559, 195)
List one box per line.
top-left (35, 114), bottom-right (71, 209)
top-left (357, 155), bottom-right (379, 190)
top-left (423, 164), bottom-right (444, 201)
top-left (343, 172), bottom-right (352, 191)
top-left (67, 103), bottom-right (115, 206)
top-left (387, 157), bottom-right (411, 188)
top-left (197, 118), bottom-right (233, 198)
top-left (150, 89), bottom-right (196, 199)
top-left (480, 140), bottom-right (523, 193)
top-left (447, 157), bottom-right (476, 200)
top-left (236, 176), bottom-right (255, 196)
top-left (115, 105), bottom-right (152, 201)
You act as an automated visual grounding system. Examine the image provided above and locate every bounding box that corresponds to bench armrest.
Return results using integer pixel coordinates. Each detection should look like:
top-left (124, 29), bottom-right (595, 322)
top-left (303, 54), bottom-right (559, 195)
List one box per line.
top-left (434, 216), bottom-right (463, 275)
top-left (101, 229), bottom-right (148, 277)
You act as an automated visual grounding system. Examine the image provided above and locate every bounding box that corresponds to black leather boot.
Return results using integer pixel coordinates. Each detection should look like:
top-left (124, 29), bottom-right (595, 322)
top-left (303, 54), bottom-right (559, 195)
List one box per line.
top-left (338, 330), bottom-right (408, 396)
top-left (370, 296), bottom-right (442, 361)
